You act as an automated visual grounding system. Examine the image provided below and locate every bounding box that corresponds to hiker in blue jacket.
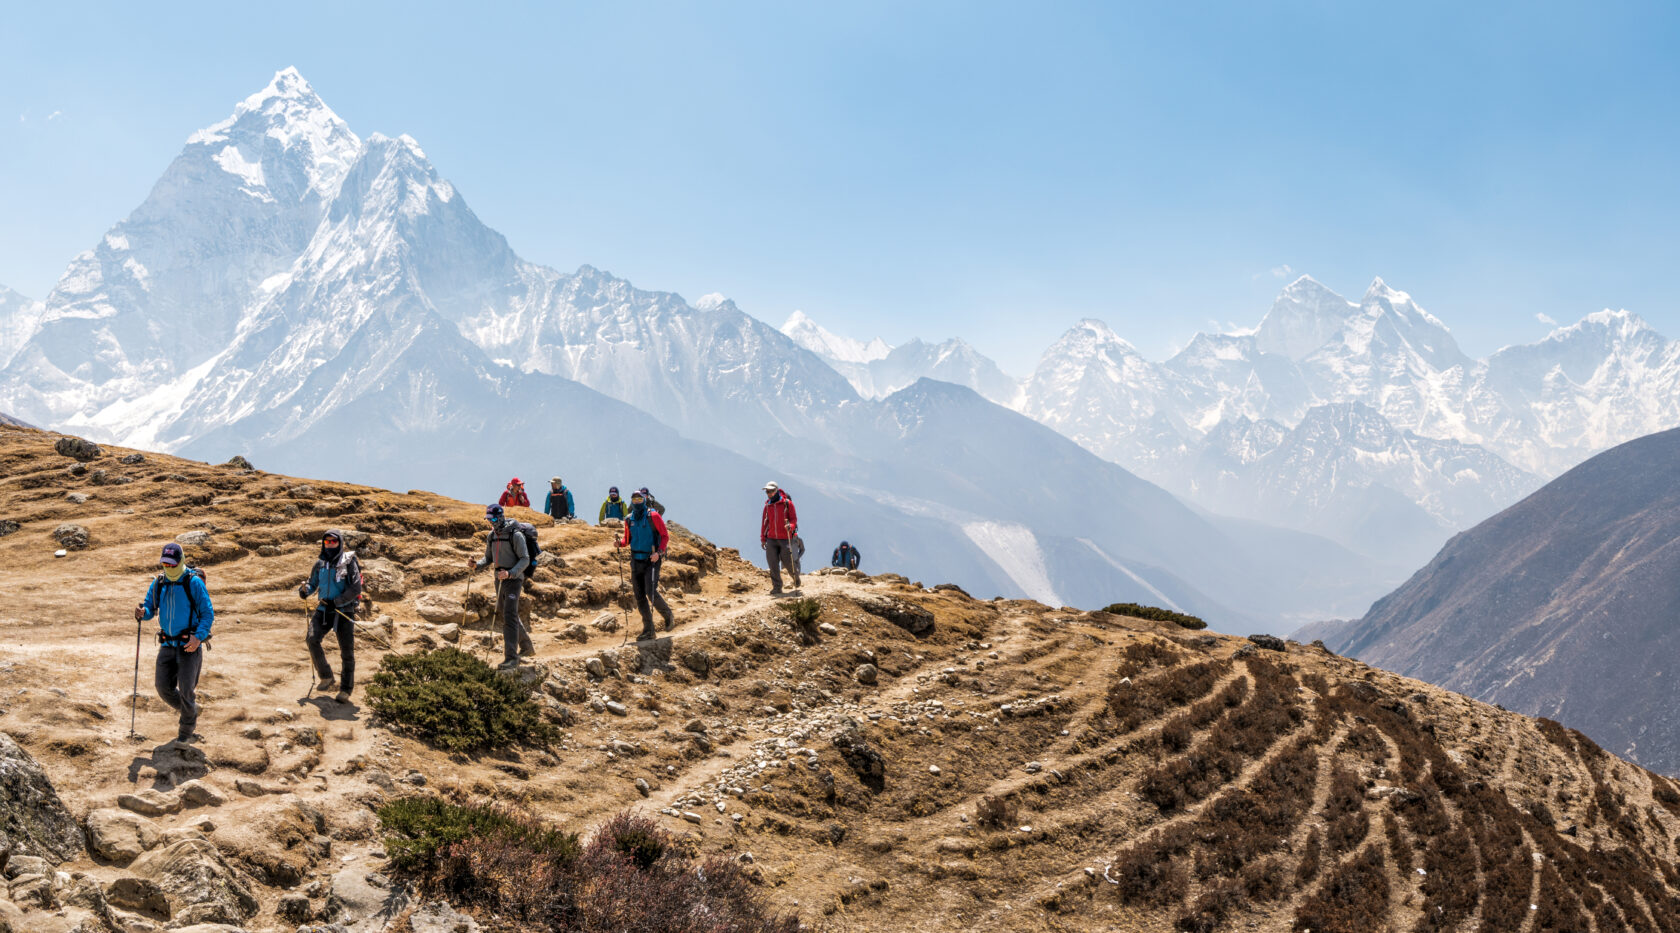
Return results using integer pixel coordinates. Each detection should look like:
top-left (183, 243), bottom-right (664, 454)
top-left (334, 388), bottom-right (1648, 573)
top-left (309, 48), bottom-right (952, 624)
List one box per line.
top-left (832, 541), bottom-right (861, 571)
top-left (545, 477), bottom-right (576, 521)
top-left (134, 542), bottom-right (214, 744)
top-left (298, 529), bottom-right (364, 703)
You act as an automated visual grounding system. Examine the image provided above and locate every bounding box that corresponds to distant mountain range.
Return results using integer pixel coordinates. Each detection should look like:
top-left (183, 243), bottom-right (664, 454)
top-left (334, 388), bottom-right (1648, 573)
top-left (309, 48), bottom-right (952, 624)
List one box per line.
top-left (1302, 427), bottom-right (1680, 774)
top-left (0, 68), bottom-right (1387, 631)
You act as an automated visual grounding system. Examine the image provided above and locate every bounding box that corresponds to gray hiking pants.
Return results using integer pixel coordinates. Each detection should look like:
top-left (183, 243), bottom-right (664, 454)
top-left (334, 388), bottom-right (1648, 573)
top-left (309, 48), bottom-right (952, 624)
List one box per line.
top-left (495, 579), bottom-right (533, 662)
top-left (631, 557), bottom-right (674, 635)
top-left (765, 538), bottom-right (800, 592)
top-left (155, 643), bottom-right (202, 736)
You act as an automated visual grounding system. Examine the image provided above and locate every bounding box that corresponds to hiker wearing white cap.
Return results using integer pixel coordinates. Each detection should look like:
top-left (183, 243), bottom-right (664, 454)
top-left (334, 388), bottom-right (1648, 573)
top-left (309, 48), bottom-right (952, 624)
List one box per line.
top-left (760, 481), bottom-right (800, 595)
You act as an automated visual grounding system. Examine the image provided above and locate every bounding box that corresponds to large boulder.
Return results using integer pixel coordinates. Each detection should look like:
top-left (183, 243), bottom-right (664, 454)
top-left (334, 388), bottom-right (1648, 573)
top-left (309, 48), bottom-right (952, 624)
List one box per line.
top-left (360, 559), bottom-right (407, 600)
top-left (853, 594), bottom-right (935, 636)
top-left (327, 868), bottom-right (412, 931)
top-left (130, 838), bottom-right (258, 925)
top-left (86, 808), bottom-right (162, 865)
top-left (53, 436), bottom-right (102, 461)
top-left (52, 523), bottom-right (90, 551)
top-left (0, 732), bottom-right (84, 863)
top-left (414, 591), bottom-right (463, 625)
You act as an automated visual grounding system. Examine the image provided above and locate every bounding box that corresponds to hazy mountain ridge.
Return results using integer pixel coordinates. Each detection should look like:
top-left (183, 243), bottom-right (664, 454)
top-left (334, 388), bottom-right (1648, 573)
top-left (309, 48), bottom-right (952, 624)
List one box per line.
top-left (1316, 427), bottom-right (1680, 773)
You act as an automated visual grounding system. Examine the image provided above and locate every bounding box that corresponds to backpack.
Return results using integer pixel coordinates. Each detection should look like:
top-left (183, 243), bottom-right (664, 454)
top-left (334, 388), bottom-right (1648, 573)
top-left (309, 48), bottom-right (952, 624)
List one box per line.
top-left (493, 521), bottom-right (543, 590)
top-left (153, 567), bottom-right (210, 645)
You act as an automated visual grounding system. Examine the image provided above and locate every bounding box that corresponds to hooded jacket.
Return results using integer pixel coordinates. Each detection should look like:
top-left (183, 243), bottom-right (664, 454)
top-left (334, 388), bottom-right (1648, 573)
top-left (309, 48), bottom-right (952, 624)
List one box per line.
top-left (617, 504), bottom-right (670, 560)
top-left (831, 544), bottom-right (861, 570)
top-left (761, 490), bottom-right (797, 543)
top-left (142, 568), bottom-right (214, 642)
top-left (300, 528), bottom-right (365, 610)
top-left (599, 495), bottom-right (629, 523)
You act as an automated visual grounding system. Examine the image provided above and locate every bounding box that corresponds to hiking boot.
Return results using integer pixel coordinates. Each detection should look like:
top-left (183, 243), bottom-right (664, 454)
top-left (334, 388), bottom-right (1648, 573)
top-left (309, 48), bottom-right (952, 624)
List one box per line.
top-left (518, 638), bottom-right (535, 657)
top-left (637, 628), bottom-right (658, 642)
top-left (335, 689), bottom-right (352, 703)
top-left (791, 574), bottom-right (802, 590)
top-left (768, 588), bottom-right (784, 597)
top-left (174, 727), bottom-right (200, 745)
top-left (662, 612), bottom-right (676, 632)
top-left (316, 677), bottom-right (337, 693)
top-left (497, 658), bottom-right (520, 670)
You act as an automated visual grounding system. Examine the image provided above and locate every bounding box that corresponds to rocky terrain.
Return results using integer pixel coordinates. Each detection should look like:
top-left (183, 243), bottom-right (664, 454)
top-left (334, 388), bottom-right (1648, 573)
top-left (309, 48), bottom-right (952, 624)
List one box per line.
top-left (1309, 426), bottom-right (1680, 775)
top-left (6, 422), bottom-right (1680, 932)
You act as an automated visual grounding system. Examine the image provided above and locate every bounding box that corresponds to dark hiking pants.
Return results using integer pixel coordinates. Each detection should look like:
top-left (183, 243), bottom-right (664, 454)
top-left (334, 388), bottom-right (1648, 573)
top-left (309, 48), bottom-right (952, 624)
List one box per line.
top-left (307, 603), bottom-right (356, 692)
top-left (495, 579), bottom-right (533, 662)
top-left (631, 557), bottom-right (674, 636)
top-left (765, 538), bottom-right (799, 592)
top-left (155, 643), bottom-right (202, 737)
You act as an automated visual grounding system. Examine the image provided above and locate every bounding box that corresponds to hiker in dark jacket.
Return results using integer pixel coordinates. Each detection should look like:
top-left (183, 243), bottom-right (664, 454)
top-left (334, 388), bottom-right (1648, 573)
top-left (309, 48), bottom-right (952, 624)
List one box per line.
top-left (544, 477), bottom-right (575, 520)
top-left (616, 489), bottom-right (674, 640)
top-left (760, 481), bottom-right (800, 595)
top-left (636, 486), bottom-right (666, 516)
top-left (298, 529), bottom-right (364, 703)
top-left (598, 487), bottom-right (629, 524)
top-left (832, 541), bottom-right (861, 570)
top-left (499, 477), bottom-right (531, 508)
top-left (135, 542), bottom-right (213, 743)
top-left (466, 504), bottom-right (535, 667)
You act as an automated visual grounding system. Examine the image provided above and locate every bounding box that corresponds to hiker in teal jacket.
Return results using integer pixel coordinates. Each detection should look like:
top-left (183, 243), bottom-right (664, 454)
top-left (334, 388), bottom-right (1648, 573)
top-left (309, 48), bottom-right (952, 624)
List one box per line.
top-left (135, 541), bottom-right (214, 743)
top-left (599, 487), bottom-right (629, 524)
top-left (545, 477), bottom-right (575, 520)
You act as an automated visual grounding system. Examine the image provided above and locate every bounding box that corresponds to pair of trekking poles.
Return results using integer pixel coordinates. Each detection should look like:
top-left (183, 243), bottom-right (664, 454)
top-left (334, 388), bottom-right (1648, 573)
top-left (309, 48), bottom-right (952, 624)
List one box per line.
top-left (300, 602), bottom-right (387, 701)
top-left (456, 568), bottom-right (539, 663)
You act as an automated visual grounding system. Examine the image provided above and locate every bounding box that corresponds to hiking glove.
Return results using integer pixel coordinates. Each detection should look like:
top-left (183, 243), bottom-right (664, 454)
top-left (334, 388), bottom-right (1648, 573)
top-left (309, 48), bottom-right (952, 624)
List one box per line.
top-left (298, 584), bottom-right (309, 599)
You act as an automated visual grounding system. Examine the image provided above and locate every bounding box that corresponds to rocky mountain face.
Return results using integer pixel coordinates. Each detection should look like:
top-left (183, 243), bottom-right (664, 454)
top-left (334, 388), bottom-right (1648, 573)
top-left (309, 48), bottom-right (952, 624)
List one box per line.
top-left (780, 311), bottom-right (1020, 406)
top-left (7, 426), bottom-right (1680, 932)
top-left (1313, 427), bottom-right (1680, 774)
top-left (0, 69), bottom-right (1380, 631)
top-left (0, 285), bottom-right (44, 369)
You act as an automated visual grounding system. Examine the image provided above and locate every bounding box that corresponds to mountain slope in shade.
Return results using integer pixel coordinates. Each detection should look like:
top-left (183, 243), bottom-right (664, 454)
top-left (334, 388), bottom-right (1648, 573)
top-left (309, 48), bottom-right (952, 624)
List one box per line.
top-left (1320, 427), bottom-right (1680, 773)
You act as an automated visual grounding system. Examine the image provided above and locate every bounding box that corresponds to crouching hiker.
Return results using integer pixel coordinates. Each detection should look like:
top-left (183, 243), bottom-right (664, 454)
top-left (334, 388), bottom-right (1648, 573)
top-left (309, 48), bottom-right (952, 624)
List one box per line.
top-left (298, 529), bottom-right (364, 703)
top-left (832, 540), bottom-right (861, 570)
top-left (616, 489), bottom-right (674, 640)
top-left (467, 504), bottom-right (535, 667)
top-left (135, 542), bottom-right (213, 744)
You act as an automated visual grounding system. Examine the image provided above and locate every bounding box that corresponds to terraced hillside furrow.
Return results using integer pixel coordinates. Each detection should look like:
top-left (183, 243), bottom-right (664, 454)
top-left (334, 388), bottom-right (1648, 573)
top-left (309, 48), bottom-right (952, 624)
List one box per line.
top-left (5, 424), bottom-right (1680, 933)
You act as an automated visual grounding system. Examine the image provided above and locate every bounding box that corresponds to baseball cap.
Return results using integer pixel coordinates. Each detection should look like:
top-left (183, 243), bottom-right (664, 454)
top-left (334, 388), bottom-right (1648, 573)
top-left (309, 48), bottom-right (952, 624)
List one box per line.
top-left (486, 504), bottom-right (505, 521)
top-left (160, 542), bottom-right (183, 566)
top-left (763, 481), bottom-right (778, 491)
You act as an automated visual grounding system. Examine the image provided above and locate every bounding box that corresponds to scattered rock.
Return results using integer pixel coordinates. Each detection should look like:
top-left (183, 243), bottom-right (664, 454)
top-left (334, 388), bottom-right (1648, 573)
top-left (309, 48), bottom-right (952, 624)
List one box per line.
top-left (53, 522), bottom-right (90, 551)
top-left (256, 544), bottom-right (283, 558)
top-left (1247, 633), bottom-right (1287, 652)
top-left (119, 453), bottom-right (146, 465)
top-left (855, 664), bottom-right (879, 685)
top-left (327, 868), bottom-right (411, 930)
top-left (635, 779), bottom-right (650, 798)
top-left (680, 649), bottom-right (712, 676)
top-left (833, 721), bottom-right (886, 792)
top-left (818, 622), bottom-right (838, 636)
top-left (54, 436), bottom-right (103, 461)
top-left (634, 638), bottom-right (673, 674)
top-left (105, 875), bottom-right (172, 917)
top-left (1024, 761), bottom-right (1044, 774)
top-left (0, 731), bottom-right (85, 862)
top-left (2, 855), bottom-right (46, 880)
top-left (175, 531), bottom-right (212, 548)
top-left (65, 491), bottom-right (88, 504)
top-left (681, 812), bottom-right (703, 825)
top-left (131, 838), bottom-right (259, 924)
top-left (277, 891), bottom-right (312, 922)
top-left (605, 701), bottom-right (629, 717)
top-left (584, 657), bottom-right (606, 678)
top-left (86, 808), bottom-right (163, 864)
top-left (563, 623), bottom-right (590, 642)
top-left (118, 789), bottom-right (183, 817)
top-left (436, 623), bottom-right (460, 643)
top-left (8, 872), bottom-right (56, 909)
top-left (592, 611), bottom-right (621, 633)
top-left (233, 779), bottom-right (284, 797)
top-left (222, 455), bottom-right (255, 471)
top-left (0, 520), bottom-right (17, 538)
top-left (414, 591), bottom-right (464, 624)
top-left (684, 719), bottom-right (707, 734)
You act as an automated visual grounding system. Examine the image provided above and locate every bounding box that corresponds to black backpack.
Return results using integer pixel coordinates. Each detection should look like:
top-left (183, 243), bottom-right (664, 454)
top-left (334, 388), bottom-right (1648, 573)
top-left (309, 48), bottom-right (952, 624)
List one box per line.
top-left (494, 522), bottom-right (543, 589)
top-left (153, 567), bottom-right (211, 645)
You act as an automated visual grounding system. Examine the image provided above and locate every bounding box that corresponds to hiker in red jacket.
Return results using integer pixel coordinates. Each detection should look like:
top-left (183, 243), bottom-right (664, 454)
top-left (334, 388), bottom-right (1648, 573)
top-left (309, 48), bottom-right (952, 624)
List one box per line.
top-left (760, 481), bottom-right (800, 595)
top-left (499, 477), bottom-right (530, 508)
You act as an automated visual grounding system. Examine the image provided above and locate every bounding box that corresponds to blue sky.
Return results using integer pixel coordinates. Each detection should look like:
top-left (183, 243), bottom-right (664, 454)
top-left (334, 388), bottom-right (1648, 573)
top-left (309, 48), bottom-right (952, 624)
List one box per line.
top-left (2, 1), bottom-right (1677, 373)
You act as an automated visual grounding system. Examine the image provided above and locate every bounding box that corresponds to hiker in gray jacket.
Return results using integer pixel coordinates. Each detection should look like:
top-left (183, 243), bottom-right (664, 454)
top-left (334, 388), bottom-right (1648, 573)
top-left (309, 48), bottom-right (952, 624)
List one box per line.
top-left (465, 504), bottom-right (535, 667)
top-left (298, 529), bottom-right (363, 703)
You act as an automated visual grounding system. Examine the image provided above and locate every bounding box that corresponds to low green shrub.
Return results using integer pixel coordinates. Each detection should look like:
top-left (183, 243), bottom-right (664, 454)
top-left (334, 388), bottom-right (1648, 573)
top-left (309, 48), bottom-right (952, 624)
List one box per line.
top-left (378, 797), bottom-right (579, 875)
top-left (780, 597), bottom-right (822, 627)
top-left (1102, 602), bottom-right (1207, 630)
top-left (365, 647), bottom-right (556, 752)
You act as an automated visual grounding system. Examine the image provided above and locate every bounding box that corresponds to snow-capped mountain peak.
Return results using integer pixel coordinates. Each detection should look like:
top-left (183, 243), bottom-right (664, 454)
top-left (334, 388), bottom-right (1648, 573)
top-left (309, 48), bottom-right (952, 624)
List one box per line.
top-left (186, 67), bottom-right (360, 200)
top-left (1253, 275), bottom-right (1359, 360)
top-left (781, 310), bottom-right (892, 364)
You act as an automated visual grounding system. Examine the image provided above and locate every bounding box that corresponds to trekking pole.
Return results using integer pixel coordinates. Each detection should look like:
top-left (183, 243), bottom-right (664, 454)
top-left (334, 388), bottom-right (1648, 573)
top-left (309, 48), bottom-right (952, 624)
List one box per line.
top-left (613, 547), bottom-right (632, 647)
top-left (129, 614), bottom-right (142, 740)
top-left (302, 607), bottom-right (317, 701)
top-left (459, 571), bottom-right (476, 652)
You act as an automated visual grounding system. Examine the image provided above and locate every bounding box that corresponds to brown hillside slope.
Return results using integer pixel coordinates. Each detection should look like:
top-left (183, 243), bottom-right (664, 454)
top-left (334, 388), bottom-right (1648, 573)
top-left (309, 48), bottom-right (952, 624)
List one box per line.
top-left (5, 424), bottom-right (1680, 932)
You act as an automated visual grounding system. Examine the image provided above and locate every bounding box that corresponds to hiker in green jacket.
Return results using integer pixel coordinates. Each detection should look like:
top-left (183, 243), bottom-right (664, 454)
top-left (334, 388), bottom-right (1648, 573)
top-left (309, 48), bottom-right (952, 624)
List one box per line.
top-left (599, 486), bottom-right (629, 524)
